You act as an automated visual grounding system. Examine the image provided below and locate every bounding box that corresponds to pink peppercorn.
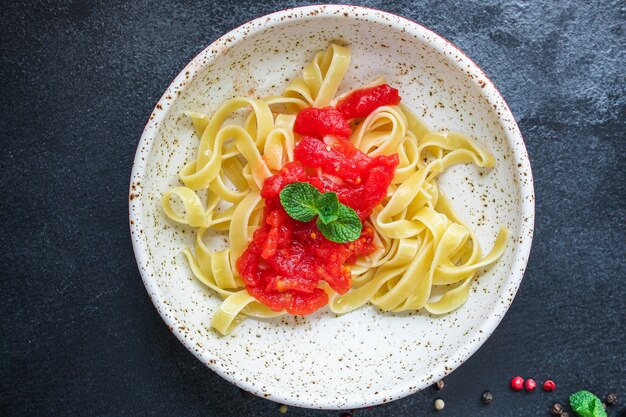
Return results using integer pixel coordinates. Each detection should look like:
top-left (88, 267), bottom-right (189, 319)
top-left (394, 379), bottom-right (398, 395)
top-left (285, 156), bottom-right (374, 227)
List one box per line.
top-left (543, 380), bottom-right (556, 392)
top-left (525, 378), bottom-right (537, 392)
top-left (511, 376), bottom-right (524, 391)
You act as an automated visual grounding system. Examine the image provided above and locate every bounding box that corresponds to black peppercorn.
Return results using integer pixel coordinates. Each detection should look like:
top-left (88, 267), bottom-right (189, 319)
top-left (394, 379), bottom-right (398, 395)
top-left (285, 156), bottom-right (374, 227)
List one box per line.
top-left (551, 402), bottom-right (564, 415)
top-left (481, 391), bottom-right (493, 405)
top-left (434, 379), bottom-right (445, 390)
top-left (606, 393), bottom-right (618, 406)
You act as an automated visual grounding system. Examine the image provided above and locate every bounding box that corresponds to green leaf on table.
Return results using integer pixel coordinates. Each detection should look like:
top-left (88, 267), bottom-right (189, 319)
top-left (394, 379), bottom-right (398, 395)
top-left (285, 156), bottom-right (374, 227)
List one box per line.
top-left (569, 390), bottom-right (607, 417)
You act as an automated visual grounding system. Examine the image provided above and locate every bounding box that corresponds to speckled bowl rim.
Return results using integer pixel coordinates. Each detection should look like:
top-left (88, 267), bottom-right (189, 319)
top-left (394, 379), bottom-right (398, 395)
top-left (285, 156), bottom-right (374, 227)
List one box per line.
top-left (129, 4), bottom-right (535, 410)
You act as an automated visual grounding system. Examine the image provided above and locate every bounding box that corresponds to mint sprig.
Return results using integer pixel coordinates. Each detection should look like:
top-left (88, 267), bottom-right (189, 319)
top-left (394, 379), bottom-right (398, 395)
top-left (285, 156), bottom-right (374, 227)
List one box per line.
top-left (279, 182), bottom-right (362, 243)
top-left (279, 182), bottom-right (321, 222)
top-left (569, 390), bottom-right (607, 417)
top-left (316, 204), bottom-right (362, 243)
top-left (316, 192), bottom-right (339, 225)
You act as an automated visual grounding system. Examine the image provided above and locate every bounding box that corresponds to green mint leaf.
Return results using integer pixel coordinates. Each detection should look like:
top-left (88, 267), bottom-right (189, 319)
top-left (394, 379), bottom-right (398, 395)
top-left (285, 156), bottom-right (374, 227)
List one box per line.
top-left (317, 212), bottom-right (338, 225)
top-left (569, 390), bottom-right (607, 417)
top-left (279, 183), bottom-right (362, 242)
top-left (316, 204), bottom-right (362, 243)
top-left (316, 192), bottom-right (340, 224)
top-left (591, 399), bottom-right (607, 417)
top-left (279, 182), bottom-right (321, 222)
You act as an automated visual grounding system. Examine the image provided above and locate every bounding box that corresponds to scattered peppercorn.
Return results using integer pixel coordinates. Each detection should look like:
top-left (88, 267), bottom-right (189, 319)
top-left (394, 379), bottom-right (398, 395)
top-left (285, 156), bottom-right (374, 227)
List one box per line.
top-left (480, 391), bottom-right (493, 405)
top-left (550, 402), bottom-right (564, 415)
top-left (434, 380), bottom-right (445, 390)
top-left (525, 378), bottom-right (537, 392)
top-left (606, 393), bottom-right (618, 406)
top-left (434, 398), bottom-right (445, 411)
top-left (278, 404), bottom-right (288, 414)
top-left (543, 379), bottom-right (556, 392)
top-left (511, 376), bottom-right (524, 391)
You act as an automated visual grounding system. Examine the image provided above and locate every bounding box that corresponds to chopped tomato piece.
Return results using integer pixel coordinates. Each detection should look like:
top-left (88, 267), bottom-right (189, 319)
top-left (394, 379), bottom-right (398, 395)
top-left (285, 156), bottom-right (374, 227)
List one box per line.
top-left (246, 286), bottom-right (329, 315)
top-left (294, 106), bottom-right (352, 138)
top-left (294, 136), bottom-right (398, 218)
top-left (293, 136), bottom-right (362, 184)
top-left (336, 84), bottom-right (401, 119)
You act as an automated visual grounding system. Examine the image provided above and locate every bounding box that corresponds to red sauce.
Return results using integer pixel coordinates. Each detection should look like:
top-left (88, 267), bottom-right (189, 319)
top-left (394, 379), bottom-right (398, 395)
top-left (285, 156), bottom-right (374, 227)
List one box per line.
top-left (236, 91), bottom-right (400, 315)
top-left (336, 84), bottom-right (401, 119)
top-left (293, 136), bottom-right (398, 219)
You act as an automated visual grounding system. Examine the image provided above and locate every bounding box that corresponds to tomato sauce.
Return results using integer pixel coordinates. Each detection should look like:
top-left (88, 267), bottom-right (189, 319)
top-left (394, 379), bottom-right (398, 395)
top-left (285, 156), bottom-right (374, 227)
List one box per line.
top-left (236, 85), bottom-right (400, 315)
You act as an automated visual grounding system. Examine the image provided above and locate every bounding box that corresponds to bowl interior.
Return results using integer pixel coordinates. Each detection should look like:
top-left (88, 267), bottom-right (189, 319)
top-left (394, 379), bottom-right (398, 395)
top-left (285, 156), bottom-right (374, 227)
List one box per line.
top-left (130, 5), bottom-right (533, 409)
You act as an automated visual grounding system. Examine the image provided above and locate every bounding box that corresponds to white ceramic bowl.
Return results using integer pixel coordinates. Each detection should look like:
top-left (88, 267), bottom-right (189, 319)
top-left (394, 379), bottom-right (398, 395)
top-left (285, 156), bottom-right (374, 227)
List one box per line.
top-left (129, 5), bottom-right (534, 410)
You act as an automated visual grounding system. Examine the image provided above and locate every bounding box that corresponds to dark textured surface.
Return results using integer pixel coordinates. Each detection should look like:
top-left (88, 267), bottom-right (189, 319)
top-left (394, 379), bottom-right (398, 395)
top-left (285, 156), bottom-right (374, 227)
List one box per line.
top-left (1, 1), bottom-right (625, 416)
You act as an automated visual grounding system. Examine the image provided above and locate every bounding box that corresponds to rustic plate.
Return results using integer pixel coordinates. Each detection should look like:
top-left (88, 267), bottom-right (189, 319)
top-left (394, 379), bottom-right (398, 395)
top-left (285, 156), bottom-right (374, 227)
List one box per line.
top-left (129, 4), bottom-right (534, 410)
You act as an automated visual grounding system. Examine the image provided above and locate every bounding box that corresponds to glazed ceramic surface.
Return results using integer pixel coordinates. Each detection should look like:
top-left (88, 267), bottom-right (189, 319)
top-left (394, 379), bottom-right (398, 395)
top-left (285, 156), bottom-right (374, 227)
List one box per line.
top-left (129, 5), bottom-right (534, 409)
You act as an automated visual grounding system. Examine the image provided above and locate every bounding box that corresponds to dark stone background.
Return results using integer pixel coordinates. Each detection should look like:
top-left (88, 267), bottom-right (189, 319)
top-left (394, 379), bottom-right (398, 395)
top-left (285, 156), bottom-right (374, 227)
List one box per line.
top-left (1, 1), bottom-right (624, 416)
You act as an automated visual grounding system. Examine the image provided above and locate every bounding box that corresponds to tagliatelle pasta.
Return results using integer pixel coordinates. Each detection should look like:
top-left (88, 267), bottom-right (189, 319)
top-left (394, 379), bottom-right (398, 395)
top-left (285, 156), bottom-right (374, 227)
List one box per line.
top-left (162, 44), bottom-right (509, 335)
